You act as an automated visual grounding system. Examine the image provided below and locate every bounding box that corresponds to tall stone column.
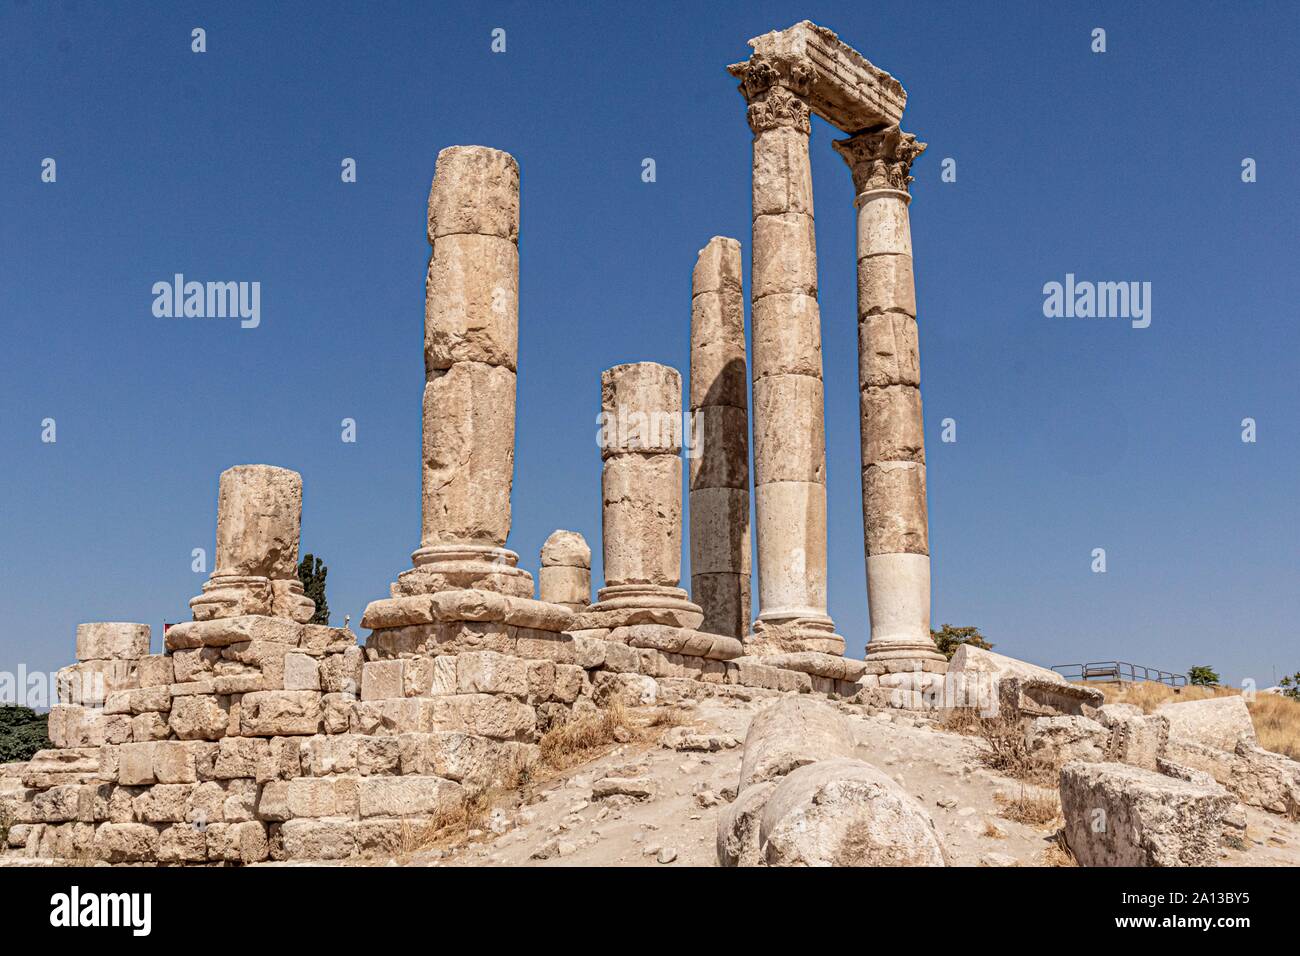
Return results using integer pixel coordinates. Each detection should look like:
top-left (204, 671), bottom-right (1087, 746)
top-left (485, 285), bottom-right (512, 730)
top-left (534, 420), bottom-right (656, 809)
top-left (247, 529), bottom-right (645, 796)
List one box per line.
top-left (728, 52), bottom-right (843, 656)
top-left (689, 237), bottom-right (751, 639)
top-left (189, 464), bottom-right (315, 622)
top-left (395, 145), bottom-right (533, 599)
top-left (588, 363), bottom-right (703, 629)
top-left (833, 126), bottom-right (944, 667)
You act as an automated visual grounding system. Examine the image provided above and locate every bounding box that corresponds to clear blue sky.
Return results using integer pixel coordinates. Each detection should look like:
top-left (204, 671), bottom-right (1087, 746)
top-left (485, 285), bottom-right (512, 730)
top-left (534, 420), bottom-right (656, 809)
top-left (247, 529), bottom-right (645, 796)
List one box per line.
top-left (2, 1), bottom-right (1297, 693)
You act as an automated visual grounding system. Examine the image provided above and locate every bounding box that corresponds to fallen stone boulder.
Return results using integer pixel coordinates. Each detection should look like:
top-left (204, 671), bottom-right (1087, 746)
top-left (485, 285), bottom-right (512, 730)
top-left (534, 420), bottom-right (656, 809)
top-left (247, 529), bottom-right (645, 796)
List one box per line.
top-left (1100, 712), bottom-right (1169, 771)
top-left (1156, 696), bottom-right (1256, 751)
top-left (758, 758), bottom-right (947, 867)
top-left (998, 677), bottom-right (1103, 721)
top-left (1025, 716), bottom-right (1109, 766)
top-left (948, 644), bottom-right (1065, 685)
top-left (716, 780), bottom-right (777, 867)
top-left (738, 697), bottom-right (857, 791)
top-left (1060, 761), bottom-right (1234, 866)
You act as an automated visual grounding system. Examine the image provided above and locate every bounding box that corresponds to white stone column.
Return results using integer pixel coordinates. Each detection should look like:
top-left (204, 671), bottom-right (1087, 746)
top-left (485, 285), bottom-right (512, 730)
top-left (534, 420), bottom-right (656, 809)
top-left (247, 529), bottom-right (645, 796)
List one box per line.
top-left (396, 145), bottom-right (533, 598)
top-left (689, 237), bottom-right (751, 638)
top-left (729, 52), bottom-right (843, 656)
top-left (833, 126), bottom-right (944, 668)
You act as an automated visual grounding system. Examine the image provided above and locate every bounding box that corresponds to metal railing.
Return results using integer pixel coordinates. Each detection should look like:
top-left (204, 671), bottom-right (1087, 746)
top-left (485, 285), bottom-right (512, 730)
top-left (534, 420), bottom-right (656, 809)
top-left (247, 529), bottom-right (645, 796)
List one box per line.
top-left (1051, 661), bottom-right (1187, 687)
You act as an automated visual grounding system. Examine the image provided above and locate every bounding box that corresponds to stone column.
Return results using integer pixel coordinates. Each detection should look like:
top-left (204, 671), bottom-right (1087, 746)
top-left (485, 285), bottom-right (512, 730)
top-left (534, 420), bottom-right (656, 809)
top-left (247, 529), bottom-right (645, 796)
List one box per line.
top-left (396, 145), bottom-right (533, 599)
top-left (539, 530), bottom-right (591, 612)
top-left (833, 126), bottom-right (944, 667)
top-left (589, 363), bottom-right (703, 628)
top-left (728, 52), bottom-right (842, 656)
top-left (189, 464), bottom-right (315, 622)
top-left (689, 237), bottom-right (751, 639)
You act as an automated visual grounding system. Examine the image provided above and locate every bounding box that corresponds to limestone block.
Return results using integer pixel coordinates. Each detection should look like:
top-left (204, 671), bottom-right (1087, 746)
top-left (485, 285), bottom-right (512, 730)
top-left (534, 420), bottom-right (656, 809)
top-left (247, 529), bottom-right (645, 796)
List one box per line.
top-left (212, 464), bottom-right (303, 579)
top-left (319, 646), bottom-right (363, 695)
top-left (427, 693), bottom-right (536, 741)
top-left (1227, 740), bottom-right (1300, 816)
top-left (997, 677), bottom-right (1104, 721)
top-left (93, 822), bottom-right (159, 863)
top-left (540, 530), bottom-right (590, 569)
top-left (692, 235), bottom-right (743, 296)
top-left (716, 780), bottom-right (777, 867)
top-left (692, 572), bottom-right (750, 641)
top-left (947, 644), bottom-right (1064, 686)
top-left (425, 232), bottom-right (519, 371)
top-left (156, 824), bottom-right (208, 863)
top-left (616, 624), bottom-right (744, 661)
top-left (1104, 713), bottom-right (1170, 771)
top-left (75, 622), bottom-right (150, 661)
top-left (600, 362), bottom-right (683, 457)
top-left (362, 660), bottom-right (405, 701)
top-left (131, 712), bottom-right (171, 742)
top-left (538, 565), bottom-right (590, 609)
top-left (20, 749), bottom-right (102, 788)
top-left (358, 775), bottom-right (463, 818)
top-left (687, 405), bottom-right (749, 491)
top-left (427, 145), bottom-right (519, 243)
top-left (279, 818), bottom-right (356, 861)
top-left (214, 737), bottom-right (268, 780)
top-left (134, 784), bottom-right (195, 823)
top-left (168, 695), bottom-right (231, 741)
top-left (752, 212), bottom-right (817, 299)
top-left (601, 454), bottom-right (681, 586)
top-left (421, 363), bottom-right (515, 547)
top-left (299, 624), bottom-right (357, 656)
top-left (860, 384), bottom-right (925, 465)
top-left (137, 654), bottom-right (174, 688)
top-left (56, 659), bottom-right (138, 706)
top-left (240, 690), bottom-right (323, 736)
top-left (739, 697), bottom-right (857, 790)
top-left (402, 655), bottom-right (458, 697)
top-left (857, 252), bottom-right (916, 317)
top-left (727, 659), bottom-right (813, 695)
top-left (283, 652), bottom-right (321, 691)
top-left (456, 651), bottom-right (528, 697)
top-left (690, 338), bottom-right (747, 414)
top-left (751, 293), bottom-right (822, 381)
top-left (1060, 761), bottom-right (1234, 866)
top-left (858, 311), bottom-right (920, 388)
top-left (752, 125), bottom-right (814, 218)
top-left (752, 375), bottom-right (826, 483)
top-left (689, 487), bottom-right (751, 575)
top-left (1155, 696), bottom-right (1257, 751)
top-left (760, 759), bottom-right (947, 867)
top-left (856, 192), bottom-right (912, 258)
top-left (153, 742), bottom-right (200, 784)
top-left (753, 480), bottom-right (829, 614)
top-left (1026, 716), bottom-right (1110, 766)
top-left (255, 736), bottom-right (303, 782)
top-left (287, 776), bottom-right (360, 818)
top-left (165, 615), bottom-right (304, 651)
top-left (415, 732), bottom-right (537, 785)
top-left (862, 461), bottom-right (928, 555)
top-left (592, 671), bottom-right (659, 708)
top-left (189, 574), bottom-right (274, 620)
top-left (271, 578), bottom-right (317, 623)
top-left (206, 820), bottom-right (269, 863)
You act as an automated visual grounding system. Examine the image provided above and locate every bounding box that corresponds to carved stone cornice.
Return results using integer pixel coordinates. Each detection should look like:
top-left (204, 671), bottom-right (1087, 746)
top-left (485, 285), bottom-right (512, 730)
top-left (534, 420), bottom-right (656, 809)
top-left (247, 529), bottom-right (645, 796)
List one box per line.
top-left (833, 125), bottom-right (927, 193)
top-left (728, 53), bottom-right (815, 135)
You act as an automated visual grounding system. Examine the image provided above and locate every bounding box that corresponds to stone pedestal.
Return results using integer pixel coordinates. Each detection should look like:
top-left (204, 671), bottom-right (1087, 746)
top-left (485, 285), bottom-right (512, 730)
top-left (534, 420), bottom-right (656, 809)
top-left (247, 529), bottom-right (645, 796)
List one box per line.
top-left (689, 237), bottom-right (751, 639)
top-left (586, 363), bottom-right (702, 629)
top-left (539, 530), bottom-right (591, 612)
top-left (189, 465), bottom-right (315, 623)
top-left (396, 145), bottom-right (533, 598)
top-left (728, 50), bottom-right (842, 656)
top-left (834, 126), bottom-right (943, 667)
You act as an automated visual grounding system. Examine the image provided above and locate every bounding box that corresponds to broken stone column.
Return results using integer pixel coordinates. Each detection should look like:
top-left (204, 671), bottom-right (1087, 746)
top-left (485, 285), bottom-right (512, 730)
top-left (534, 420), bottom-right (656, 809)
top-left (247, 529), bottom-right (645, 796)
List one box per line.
top-left (539, 530), bottom-right (591, 612)
top-left (689, 237), bottom-right (751, 639)
top-left (834, 126), bottom-right (944, 669)
top-left (588, 363), bottom-right (702, 628)
top-left (728, 49), bottom-right (841, 656)
top-left (396, 145), bottom-right (533, 599)
top-left (189, 464), bottom-right (314, 622)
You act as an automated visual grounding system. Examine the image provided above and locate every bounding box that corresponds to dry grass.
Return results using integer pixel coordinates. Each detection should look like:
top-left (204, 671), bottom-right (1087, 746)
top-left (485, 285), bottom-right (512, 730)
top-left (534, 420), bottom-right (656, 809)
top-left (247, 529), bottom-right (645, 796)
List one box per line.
top-left (995, 786), bottom-right (1062, 829)
top-left (1040, 831), bottom-right (1078, 867)
top-left (1084, 681), bottom-right (1300, 760)
top-left (538, 701), bottom-right (695, 771)
top-left (982, 821), bottom-right (1007, 839)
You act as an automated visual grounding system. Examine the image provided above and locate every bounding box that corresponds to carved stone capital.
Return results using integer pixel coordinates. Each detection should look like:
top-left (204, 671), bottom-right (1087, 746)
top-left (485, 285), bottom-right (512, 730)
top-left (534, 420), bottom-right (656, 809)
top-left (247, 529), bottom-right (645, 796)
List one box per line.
top-left (728, 53), bottom-right (815, 135)
top-left (833, 125), bottom-right (927, 194)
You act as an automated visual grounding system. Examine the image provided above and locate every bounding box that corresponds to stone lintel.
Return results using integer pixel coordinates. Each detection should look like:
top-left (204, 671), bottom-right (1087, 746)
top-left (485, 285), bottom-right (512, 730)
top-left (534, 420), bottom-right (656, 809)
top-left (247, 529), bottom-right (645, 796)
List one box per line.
top-left (730, 20), bottom-right (906, 133)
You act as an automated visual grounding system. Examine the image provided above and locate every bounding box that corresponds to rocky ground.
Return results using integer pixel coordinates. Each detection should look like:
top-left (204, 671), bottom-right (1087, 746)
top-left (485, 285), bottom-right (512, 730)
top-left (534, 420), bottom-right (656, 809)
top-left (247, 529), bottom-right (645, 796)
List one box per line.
top-left (365, 695), bottom-right (1300, 868)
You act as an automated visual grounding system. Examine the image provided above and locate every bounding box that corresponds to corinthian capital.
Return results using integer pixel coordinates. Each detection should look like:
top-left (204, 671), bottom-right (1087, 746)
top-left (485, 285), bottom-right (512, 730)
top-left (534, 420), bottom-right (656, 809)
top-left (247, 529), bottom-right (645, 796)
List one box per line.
top-left (727, 53), bottom-right (815, 135)
top-left (833, 125), bottom-right (927, 193)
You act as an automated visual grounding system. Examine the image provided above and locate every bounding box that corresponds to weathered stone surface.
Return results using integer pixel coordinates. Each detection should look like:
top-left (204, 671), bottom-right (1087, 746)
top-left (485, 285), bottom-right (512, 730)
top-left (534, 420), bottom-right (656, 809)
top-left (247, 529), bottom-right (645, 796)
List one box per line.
top-left (1156, 696), bottom-right (1257, 751)
top-left (860, 384), bottom-right (925, 465)
top-left (165, 615), bottom-right (304, 651)
top-left (716, 780), bottom-right (776, 867)
top-left (1026, 716), bottom-right (1109, 766)
top-left (1060, 761), bottom-right (1234, 866)
top-left (692, 572), bottom-right (751, 642)
top-left (998, 677), bottom-right (1104, 721)
top-left (421, 362), bottom-right (515, 548)
top-left (857, 252), bottom-right (916, 317)
top-left (427, 145), bottom-right (519, 243)
top-left (75, 622), bottom-right (150, 661)
top-left (211, 465), bottom-right (304, 579)
top-left (752, 480), bottom-right (829, 618)
top-left (760, 758), bottom-right (946, 866)
top-left (168, 695), bottom-right (230, 741)
top-left (863, 461), bottom-right (927, 555)
top-left (93, 822), bottom-right (159, 863)
top-left (600, 362), bottom-right (683, 457)
top-left (752, 375), bottom-right (826, 484)
top-left (752, 213), bottom-right (817, 299)
top-left (359, 775), bottom-right (463, 818)
top-left (425, 232), bottom-right (518, 372)
top-left (751, 294), bottom-right (822, 381)
top-left (540, 530), bottom-right (590, 568)
top-left (739, 697), bottom-right (857, 790)
top-left (1103, 712), bottom-right (1169, 771)
top-left (687, 405), bottom-right (749, 491)
top-left (856, 192), bottom-right (912, 258)
top-left (948, 644), bottom-right (1065, 687)
top-left (240, 691), bottom-right (322, 736)
top-left (538, 565), bottom-right (590, 610)
top-left (858, 311), bottom-right (919, 388)
top-left (601, 454), bottom-right (681, 586)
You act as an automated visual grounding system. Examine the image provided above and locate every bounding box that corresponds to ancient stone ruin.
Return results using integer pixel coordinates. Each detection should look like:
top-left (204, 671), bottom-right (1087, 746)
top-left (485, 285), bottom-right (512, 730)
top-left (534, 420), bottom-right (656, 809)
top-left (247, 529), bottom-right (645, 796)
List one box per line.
top-left (3, 20), bottom-right (1296, 869)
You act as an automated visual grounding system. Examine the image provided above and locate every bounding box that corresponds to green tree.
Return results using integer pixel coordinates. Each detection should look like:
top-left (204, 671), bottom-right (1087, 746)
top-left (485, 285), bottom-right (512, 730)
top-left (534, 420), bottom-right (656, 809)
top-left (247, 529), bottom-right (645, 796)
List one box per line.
top-left (1188, 665), bottom-right (1221, 686)
top-left (1277, 673), bottom-right (1300, 701)
top-left (297, 553), bottom-right (330, 625)
top-left (930, 624), bottom-right (993, 661)
top-left (0, 705), bottom-right (51, 762)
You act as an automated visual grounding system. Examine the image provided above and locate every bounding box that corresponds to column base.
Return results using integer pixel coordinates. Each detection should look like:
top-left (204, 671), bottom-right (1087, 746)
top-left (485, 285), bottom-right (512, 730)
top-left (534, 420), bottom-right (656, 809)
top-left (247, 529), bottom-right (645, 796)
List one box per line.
top-left (863, 642), bottom-right (948, 670)
top-left (188, 574), bottom-right (316, 624)
top-left (746, 615), bottom-right (846, 657)
top-left (576, 584), bottom-right (704, 630)
top-left (392, 544), bottom-right (534, 598)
